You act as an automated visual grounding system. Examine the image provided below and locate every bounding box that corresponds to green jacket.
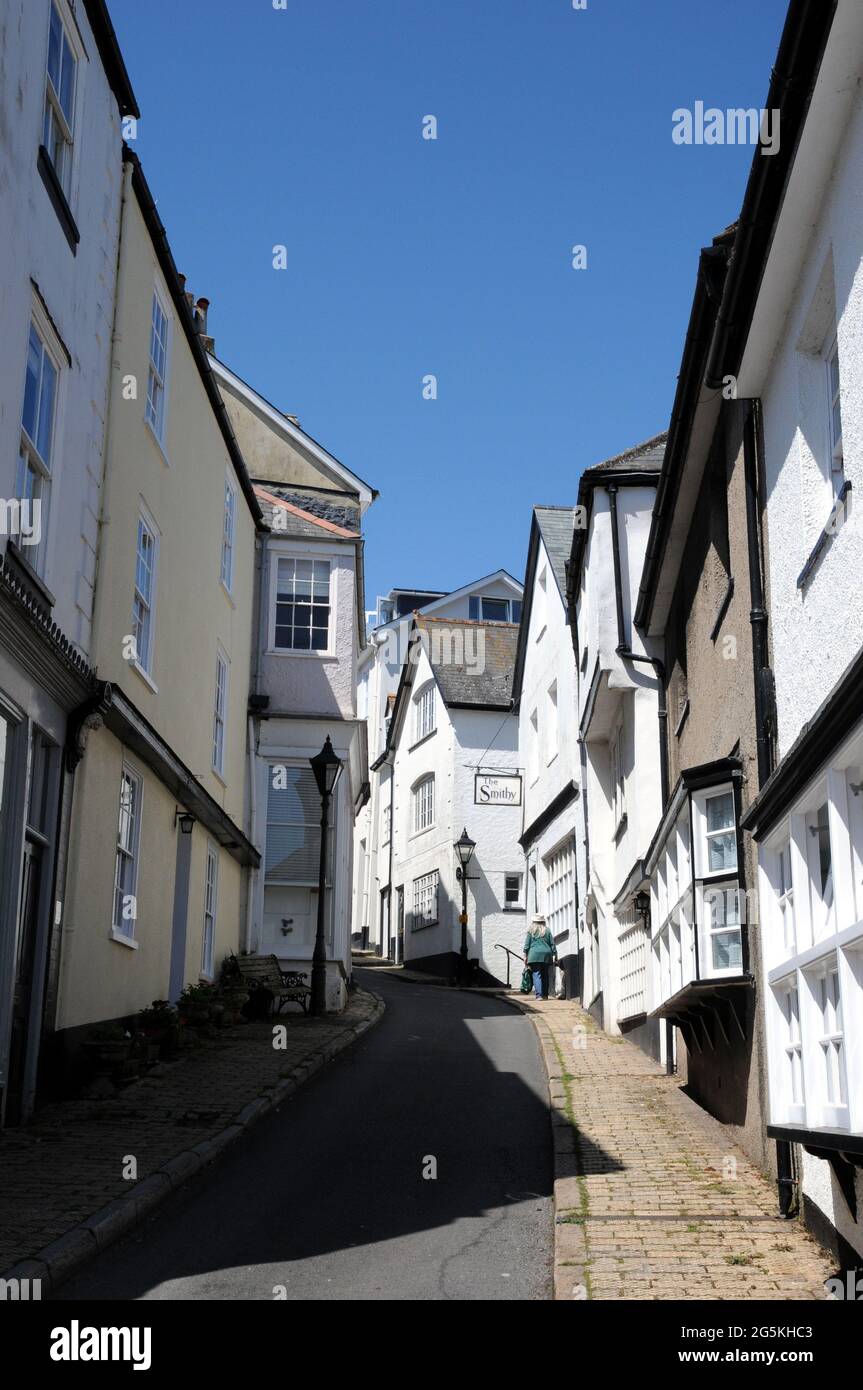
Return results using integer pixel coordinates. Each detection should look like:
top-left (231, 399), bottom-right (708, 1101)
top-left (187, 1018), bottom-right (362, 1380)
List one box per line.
top-left (524, 928), bottom-right (556, 965)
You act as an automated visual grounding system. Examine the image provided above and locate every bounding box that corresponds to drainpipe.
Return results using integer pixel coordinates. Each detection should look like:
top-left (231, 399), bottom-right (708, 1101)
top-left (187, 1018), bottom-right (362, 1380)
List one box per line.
top-left (607, 485), bottom-right (627, 652)
top-left (776, 1136), bottom-right (798, 1218)
top-left (743, 401), bottom-right (775, 788)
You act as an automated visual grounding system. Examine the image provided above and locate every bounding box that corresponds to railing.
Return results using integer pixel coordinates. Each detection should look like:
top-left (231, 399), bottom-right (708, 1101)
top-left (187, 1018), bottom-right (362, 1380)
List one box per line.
top-left (495, 943), bottom-right (524, 989)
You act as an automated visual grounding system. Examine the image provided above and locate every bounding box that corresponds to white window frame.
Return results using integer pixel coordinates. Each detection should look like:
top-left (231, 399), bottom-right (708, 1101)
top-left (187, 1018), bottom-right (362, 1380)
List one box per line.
top-left (269, 548), bottom-right (335, 657)
top-left (212, 648), bottom-right (228, 778)
top-left (544, 839), bottom-right (575, 942)
top-left (412, 774), bottom-right (435, 835)
top-left (145, 287), bottom-right (171, 447)
top-left (220, 473), bottom-right (237, 592)
top-left (202, 841), bottom-right (219, 979)
top-left (132, 507), bottom-right (159, 679)
top-left (504, 871), bottom-right (524, 911)
top-left (382, 801), bottom-right (391, 846)
top-left (17, 308), bottom-right (62, 577)
top-left (414, 682), bottom-right (436, 743)
top-left (43, 0), bottom-right (80, 198)
top-left (412, 869), bottom-right (439, 929)
top-left (468, 595), bottom-right (521, 624)
top-left (759, 736), bottom-right (863, 1137)
top-left (112, 765), bottom-right (143, 943)
top-left (528, 708), bottom-right (539, 786)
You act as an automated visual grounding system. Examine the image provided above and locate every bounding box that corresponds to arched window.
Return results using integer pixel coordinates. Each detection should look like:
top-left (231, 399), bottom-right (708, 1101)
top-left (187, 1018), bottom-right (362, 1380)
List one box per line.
top-left (413, 774), bottom-right (435, 833)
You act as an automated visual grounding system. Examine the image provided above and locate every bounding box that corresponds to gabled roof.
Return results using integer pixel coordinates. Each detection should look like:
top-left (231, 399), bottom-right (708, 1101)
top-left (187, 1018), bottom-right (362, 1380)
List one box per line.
top-left (209, 357), bottom-right (377, 512)
top-left (408, 569), bottom-right (523, 620)
top-left (255, 484), bottom-right (360, 538)
top-left (567, 432), bottom-right (665, 627)
top-left (535, 507), bottom-right (577, 598)
top-left (417, 616), bottom-right (517, 710)
top-left (635, 0), bottom-right (840, 637)
top-left (511, 506), bottom-right (574, 703)
top-left (84, 0), bottom-right (140, 119)
top-left (373, 617), bottom-right (517, 768)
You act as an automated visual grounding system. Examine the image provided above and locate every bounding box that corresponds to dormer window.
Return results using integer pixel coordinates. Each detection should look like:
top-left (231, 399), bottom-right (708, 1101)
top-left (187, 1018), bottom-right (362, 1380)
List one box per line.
top-left (468, 595), bottom-right (522, 623)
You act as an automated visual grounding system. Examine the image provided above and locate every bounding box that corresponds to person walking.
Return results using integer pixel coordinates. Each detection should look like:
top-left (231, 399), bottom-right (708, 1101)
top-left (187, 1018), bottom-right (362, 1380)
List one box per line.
top-left (523, 914), bottom-right (557, 1000)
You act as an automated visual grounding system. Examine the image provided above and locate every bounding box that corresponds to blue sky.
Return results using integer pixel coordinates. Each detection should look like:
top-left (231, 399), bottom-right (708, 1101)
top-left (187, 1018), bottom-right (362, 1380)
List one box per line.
top-left (110, 0), bottom-right (789, 608)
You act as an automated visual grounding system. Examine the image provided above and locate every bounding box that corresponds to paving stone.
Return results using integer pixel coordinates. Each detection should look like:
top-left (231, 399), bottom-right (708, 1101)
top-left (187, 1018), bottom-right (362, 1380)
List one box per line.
top-left (0, 990), bottom-right (381, 1276)
top-left (515, 996), bottom-right (837, 1303)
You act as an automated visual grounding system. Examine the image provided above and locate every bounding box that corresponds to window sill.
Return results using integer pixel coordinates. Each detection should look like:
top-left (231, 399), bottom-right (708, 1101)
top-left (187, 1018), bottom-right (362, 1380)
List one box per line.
top-left (220, 580), bottom-right (236, 609)
top-left (674, 698), bottom-right (690, 739)
top-left (546, 751), bottom-right (559, 768)
top-left (409, 824), bottom-right (436, 843)
top-left (410, 920), bottom-right (439, 932)
top-left (797, 480), bottom-right (852, 591)
top-left (110, 930), bottom-right (139, 950)
top-left (130, 660), bottom-right (159, 695)
top-left (211, 766), bottom-right (227, 788)
top-left (613, 812), bottom-right (628, 845)
top-left (535, 626), bottom-right (547, 644)
top-left (37, 145), bottom-right (79, 253)
top-left (5, 539), bottom-right (55, 611)
top-left (503, 906), bottom-right (526, 914)
top-left (408, 729), bottom-right (437, 753)
top-left (144, 415), bottom-right (171, 466)
top-left (709, 576), bottom-right (734, 643)
top-left (266, 649), bottom-right (337, 661)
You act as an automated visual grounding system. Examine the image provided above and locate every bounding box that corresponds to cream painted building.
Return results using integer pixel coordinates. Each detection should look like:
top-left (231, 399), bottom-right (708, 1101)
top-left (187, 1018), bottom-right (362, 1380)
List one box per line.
top-left (54, 150), bottom-right (262, 1053)
top-left (209, 356), bottom-right (377, 1012)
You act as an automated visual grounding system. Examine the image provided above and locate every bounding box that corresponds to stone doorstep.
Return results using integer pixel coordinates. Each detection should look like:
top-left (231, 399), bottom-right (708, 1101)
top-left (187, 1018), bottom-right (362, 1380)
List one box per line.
top-left (0, 992), bottom-right (385, 1296)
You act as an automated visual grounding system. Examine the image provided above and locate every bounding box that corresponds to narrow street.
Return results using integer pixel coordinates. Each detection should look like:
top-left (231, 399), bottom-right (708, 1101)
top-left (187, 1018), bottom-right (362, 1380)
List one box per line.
top-left (54, 974), bottom-right (553, 1302)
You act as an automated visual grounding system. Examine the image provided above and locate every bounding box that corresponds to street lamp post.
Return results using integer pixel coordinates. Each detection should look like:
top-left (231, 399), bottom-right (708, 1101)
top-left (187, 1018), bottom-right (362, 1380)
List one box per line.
top-left (309, 736), bottom-right (343, 1017)
top-left (454, 828), bottom-right (477, 987)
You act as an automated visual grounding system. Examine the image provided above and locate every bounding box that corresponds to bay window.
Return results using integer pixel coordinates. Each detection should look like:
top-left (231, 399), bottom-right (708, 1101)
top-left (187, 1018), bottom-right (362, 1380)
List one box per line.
top-left (274, 556), bottom-right (331, 652)
top-left (412, 870), bottom-right (439, 928)
top-left (757, 744), bottom-right (863, 1137)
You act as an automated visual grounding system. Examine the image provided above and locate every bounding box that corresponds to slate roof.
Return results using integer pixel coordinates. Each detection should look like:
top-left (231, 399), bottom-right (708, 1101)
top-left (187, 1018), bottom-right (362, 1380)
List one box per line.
top-left (417, 616), bottom-right (517, 709)
top-left (581, 431), bottom-right (667, 482)
top-left (253, 482), bottom-right (361, 537)
top-left (534, 506), bottom-right (576, 599)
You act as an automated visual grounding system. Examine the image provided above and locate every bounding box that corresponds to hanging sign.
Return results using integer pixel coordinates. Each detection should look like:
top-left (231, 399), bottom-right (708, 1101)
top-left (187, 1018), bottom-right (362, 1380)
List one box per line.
top-left (474, 773), bottom-right (522, 807)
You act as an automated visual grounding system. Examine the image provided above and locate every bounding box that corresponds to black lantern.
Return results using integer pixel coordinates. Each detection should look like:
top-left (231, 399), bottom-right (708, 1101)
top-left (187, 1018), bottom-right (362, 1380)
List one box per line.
top-left (309, 737), bottom-right (343, 1016)
top-left (454, 829), bottom-right (477, 986)
top-left (310, 735), bottom-right (342, 799)
top-left (454, 828), bottom-right (476, 872)
top-left (174, 807), bottom-right (196, 834)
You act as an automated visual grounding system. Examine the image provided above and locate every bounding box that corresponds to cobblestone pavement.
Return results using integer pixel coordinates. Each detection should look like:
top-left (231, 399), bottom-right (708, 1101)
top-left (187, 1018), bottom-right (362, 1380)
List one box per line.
top-left (516, 997), bottom-right (837, 1301)
top-left (0, 990), bottom-right (381, 1278)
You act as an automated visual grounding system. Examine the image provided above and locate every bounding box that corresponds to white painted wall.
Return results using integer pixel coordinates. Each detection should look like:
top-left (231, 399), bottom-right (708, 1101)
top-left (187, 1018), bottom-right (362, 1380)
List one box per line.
top-left (758, 74), bottom-right (863, 755)
top-left (0, 0), bottom-right (124, 655)
top-left (575, 484), bottom-right (661, 1031)
top-left (356, 573), bottom-right (522, 956)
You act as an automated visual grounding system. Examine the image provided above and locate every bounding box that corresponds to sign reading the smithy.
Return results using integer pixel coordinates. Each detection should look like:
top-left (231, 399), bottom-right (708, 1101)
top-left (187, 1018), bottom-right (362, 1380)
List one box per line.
top-left (474, 773), bottom-right (522, 807)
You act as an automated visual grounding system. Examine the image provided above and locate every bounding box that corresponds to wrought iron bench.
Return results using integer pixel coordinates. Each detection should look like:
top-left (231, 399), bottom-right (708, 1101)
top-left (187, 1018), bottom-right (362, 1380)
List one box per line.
top-left (235, 954), bottom-right (311, 1015)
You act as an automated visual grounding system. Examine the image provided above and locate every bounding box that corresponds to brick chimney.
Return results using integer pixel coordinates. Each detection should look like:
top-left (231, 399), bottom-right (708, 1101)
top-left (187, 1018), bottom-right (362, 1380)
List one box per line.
top-left (194, 297), bottom-right (214, 355)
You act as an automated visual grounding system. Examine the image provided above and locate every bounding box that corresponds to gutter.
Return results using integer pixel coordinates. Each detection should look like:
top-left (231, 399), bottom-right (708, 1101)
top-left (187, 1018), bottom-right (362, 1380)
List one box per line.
top-left (704, 0), bottom-right (840, 390)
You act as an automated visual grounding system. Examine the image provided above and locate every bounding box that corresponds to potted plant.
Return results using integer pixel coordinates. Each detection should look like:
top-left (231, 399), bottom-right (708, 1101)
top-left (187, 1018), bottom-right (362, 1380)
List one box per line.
top-left (218, 954), bottom-right (249, 1021)
top-left (83, 1024), bottom-right (132, 1067)
top-left (178, 982), bottom-right (216, 1026)
top-left (137, 1000), bottom-right (179, 1058)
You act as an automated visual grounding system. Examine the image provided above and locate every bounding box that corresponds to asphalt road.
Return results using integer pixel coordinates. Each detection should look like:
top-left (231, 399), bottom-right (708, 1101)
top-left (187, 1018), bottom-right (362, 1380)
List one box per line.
top-left (56, 970), bottom-right (553, 1301)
